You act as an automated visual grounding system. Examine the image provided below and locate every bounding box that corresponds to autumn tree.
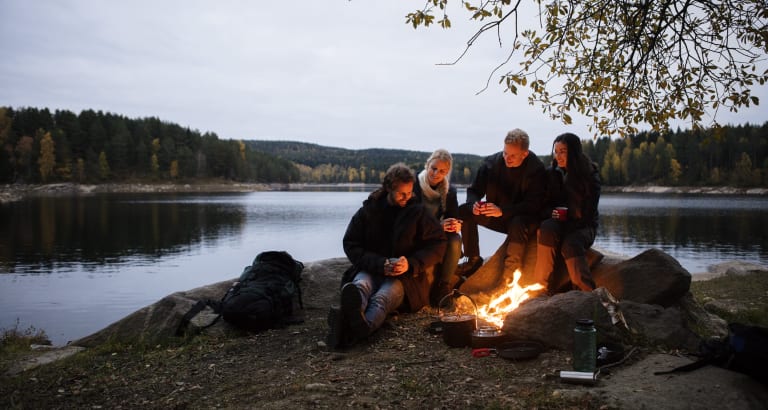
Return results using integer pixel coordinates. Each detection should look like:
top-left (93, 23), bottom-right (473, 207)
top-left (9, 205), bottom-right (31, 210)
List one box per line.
top-left (98, 151), bottom-right (110, 180)
top-left (151, 138), bottom-right (160, 176)
top-left (407, 0), bottom-right (768, 137)
top-left (170, 160), bottom-right (179, 179)
top-left (76, 158), bottom-right (85, 182)
top-left (38, 131), bottom-right (55, 182)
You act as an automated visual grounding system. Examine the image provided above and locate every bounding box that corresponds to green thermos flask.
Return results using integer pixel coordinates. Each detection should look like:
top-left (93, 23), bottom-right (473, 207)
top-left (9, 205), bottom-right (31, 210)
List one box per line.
top-left (573, 318), bottom-right (597, 372)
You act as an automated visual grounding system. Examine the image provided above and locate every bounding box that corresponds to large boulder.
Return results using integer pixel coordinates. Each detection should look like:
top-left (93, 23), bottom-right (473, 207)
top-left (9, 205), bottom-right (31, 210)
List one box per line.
top-left (460, 243), bottom-right (690, 308)
top-left (457, 237), bottom-right (539, 300)
top-left (501, 289), bottom-right (726, 352)
top-left (461, 244), bottom-right (714, 352)
top-left (72, 257), bottom-right (350, 348)
top-left (592, 248), bottom-right (691, 307)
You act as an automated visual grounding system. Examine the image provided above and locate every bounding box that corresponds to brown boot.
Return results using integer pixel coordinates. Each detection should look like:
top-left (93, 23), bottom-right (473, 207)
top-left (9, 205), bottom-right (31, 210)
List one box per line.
top-left (456, 256), bottom-right (483, 277)
top-left (431, 280), bottom-right (455, 307)
top-left (564, 256), bottom-right (596, 291)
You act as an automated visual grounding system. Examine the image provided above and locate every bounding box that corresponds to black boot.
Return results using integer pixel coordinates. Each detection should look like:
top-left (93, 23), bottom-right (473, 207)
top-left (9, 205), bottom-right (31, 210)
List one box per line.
top-left (456, 256), bottom-right (483, 277)
top-left (325, 305), bottom-right (346, 350)
top-left (341, 282), bottom-right (370, 341)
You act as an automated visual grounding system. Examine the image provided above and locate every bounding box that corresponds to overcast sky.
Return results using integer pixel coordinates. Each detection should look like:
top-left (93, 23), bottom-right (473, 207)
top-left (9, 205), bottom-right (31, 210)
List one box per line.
top-left (2, 1), bottom-right (767, 156)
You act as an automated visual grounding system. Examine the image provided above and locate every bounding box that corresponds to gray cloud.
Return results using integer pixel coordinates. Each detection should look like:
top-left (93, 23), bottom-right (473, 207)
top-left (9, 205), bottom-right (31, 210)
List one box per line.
top-left (2, 0), bottom-right (765, 156)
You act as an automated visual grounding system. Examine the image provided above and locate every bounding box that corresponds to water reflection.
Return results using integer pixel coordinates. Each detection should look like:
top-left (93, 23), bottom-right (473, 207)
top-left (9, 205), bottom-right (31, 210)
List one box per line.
top-left (0, 193), bottom-right (247, 274)
top-left (595, 194), bottom-right (768, 272)
top-left (0, 190), bottom-right (766, 346)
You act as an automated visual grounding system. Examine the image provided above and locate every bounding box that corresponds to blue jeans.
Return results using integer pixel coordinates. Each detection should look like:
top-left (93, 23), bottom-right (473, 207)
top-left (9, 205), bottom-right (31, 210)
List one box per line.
top-left (350, 271), bottom-right (405, 332)
top-left (438, 232), bottom-right (462, 282)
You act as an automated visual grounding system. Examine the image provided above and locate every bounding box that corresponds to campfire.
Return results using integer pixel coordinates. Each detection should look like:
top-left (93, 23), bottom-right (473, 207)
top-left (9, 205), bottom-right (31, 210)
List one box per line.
top-left (475, 269), bottom-right (545, 329)
top-left (439, 270), bottom-right (545, 349)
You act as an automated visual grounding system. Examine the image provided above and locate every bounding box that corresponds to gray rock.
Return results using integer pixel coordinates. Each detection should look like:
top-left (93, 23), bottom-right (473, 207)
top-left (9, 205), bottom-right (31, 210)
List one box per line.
top-left (592, 248), bottom-right (691, 307)
top-left (3, 346), bottom-right (86, 376)
top-left (72, 257), bottom-right (351, 348)
top-left (501, 289), bottom-right (723, 352)
top-left (501, 291), bottom-right (614, 350)
top-left (590, 353), bottom-right (768, 410)
top-left (461, 245), bottom-right (691, 307)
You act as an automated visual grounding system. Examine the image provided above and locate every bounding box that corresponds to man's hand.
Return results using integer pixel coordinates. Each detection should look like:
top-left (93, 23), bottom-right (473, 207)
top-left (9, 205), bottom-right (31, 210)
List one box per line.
top-left (473, 201), bottom-right (502, 217)
top-left (384, 256), bottom-right (408, 276)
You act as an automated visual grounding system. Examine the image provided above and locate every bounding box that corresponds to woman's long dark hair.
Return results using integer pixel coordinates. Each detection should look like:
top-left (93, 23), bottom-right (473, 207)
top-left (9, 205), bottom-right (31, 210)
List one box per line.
top-left (552, 133), bottom-right (593, 194)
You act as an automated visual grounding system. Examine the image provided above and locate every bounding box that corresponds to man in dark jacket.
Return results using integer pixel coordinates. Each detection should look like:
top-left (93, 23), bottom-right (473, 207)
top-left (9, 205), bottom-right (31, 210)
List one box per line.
top-left (327, 163), bottom-right (447, 349)
top-left (457, 129), bottom-right (546, 279)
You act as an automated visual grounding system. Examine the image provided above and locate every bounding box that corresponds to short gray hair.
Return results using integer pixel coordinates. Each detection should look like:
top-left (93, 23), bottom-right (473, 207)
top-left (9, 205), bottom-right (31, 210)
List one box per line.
top-left (504, 129), bottom-right (530, 150)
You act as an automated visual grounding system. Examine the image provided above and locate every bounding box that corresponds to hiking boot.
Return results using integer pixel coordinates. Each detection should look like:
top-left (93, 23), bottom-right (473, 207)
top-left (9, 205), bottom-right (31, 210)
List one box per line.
top-left (456, 256), bottom-right (483, 277)
top-left (341, 283), bottom-right (369, 340)
top-left (431, 280), bottom-right (453, 307)
top-left (325, 305), bottom-right (346, 350)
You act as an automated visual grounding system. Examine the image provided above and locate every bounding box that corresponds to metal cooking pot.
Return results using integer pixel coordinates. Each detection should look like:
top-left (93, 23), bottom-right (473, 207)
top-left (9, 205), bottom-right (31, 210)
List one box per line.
top-left (471, 326), bottom-right (508, 348)
top-left (438, 290), bottom-right (478, 348)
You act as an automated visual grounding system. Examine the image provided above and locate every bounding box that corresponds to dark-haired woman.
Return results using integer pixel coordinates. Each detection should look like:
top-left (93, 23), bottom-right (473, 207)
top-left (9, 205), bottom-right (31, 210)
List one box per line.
top-left (533, 133), bottom-right (601, 293)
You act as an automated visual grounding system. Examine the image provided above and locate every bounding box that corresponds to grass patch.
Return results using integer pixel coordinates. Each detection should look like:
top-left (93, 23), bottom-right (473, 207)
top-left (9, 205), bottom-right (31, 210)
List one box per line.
top-left (0, 320), bottom-right (50, 356)
top-left (690, 271), bottom-right (768, 327)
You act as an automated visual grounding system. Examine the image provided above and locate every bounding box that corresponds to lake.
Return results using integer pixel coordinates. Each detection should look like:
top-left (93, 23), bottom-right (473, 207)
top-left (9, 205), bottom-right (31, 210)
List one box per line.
top-left (1, 189), bottom-right (767, 346)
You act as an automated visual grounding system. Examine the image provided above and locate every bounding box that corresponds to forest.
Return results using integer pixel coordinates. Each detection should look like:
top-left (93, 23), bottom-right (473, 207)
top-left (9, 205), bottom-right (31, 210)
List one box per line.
top-left (1, 106), bottom-right (766, 187)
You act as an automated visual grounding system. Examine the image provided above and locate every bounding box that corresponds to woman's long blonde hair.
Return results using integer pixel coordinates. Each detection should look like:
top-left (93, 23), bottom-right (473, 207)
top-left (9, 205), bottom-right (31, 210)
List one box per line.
top-left (425, 148), bottom-right (453, 183)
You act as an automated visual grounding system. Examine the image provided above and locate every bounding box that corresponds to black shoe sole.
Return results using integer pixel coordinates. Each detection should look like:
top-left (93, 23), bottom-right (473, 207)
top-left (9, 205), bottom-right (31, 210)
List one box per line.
top-left (326, 306), bottom-right (345, 349)
top-left (341, 283), bottom-right (369, 339)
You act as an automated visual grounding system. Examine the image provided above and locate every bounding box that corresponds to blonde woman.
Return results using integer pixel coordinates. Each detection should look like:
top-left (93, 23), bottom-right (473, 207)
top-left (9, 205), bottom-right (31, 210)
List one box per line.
top-left (412, 149), bottom-right (463, 305)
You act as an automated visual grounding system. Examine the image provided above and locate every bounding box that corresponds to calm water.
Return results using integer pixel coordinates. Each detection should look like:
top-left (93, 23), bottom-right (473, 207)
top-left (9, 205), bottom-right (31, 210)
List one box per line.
top-left (1, 190), bottom-right (766, 345)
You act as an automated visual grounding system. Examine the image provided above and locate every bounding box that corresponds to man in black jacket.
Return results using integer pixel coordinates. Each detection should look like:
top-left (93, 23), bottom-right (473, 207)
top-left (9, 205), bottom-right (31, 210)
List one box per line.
top-left (327, 163), bottom-right (447, 349)
top-left (457, 129), bottom-right (546, 280)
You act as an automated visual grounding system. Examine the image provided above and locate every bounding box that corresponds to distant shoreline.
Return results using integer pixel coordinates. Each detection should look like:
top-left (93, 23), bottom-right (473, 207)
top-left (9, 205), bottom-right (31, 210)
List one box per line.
top-left (600, 185), bottom-right (768, 195)
top-left (1, 182), bottom-right (766, 203)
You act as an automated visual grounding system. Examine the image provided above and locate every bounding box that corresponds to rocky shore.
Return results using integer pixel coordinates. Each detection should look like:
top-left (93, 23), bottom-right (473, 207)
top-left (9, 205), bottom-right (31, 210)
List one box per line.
top-left (0, 181), bottom-right (273, 203)
top-left (2, 251), bottom-right (767, 409)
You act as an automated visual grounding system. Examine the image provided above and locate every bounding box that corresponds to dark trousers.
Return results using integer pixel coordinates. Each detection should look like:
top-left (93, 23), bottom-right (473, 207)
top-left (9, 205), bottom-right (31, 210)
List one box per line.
top-left (458, 203), bottom-right (538, 271)
top-left (534, 218), bottom-right (596, 291)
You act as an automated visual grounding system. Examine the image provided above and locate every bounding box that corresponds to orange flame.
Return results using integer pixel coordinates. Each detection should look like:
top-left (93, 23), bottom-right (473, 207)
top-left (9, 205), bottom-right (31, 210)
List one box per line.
top-left (476, 269), bottom-right (545, 328)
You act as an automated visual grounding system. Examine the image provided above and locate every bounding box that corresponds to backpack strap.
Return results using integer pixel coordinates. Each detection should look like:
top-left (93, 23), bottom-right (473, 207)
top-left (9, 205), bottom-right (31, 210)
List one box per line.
top-left (176, 281), bottom-right (241, 337)
top-left (653, 356), bottom-right (715, 376)
top-left (175, 299), bottom-right (223, 336)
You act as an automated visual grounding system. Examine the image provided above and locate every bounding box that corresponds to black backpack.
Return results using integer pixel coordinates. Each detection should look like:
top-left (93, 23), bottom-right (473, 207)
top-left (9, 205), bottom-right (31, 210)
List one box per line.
top-left (178, 251), bottom-right (305, 335)
top-left (655, 322), bottom-right (768, 385)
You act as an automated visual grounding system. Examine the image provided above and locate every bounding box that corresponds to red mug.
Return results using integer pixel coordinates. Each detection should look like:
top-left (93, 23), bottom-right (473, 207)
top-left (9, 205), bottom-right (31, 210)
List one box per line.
top-left (554, 207), bottom-right (568, 221)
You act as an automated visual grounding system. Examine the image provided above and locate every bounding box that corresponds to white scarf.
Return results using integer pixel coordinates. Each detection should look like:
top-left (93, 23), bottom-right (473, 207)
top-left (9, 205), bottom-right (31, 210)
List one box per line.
top-left (418, 169), bottom-right (448, 219)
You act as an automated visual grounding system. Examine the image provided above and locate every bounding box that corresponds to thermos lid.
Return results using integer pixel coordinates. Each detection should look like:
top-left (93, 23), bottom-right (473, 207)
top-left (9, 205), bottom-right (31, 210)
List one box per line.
top-left (576, 319), bottom-right (594, 326)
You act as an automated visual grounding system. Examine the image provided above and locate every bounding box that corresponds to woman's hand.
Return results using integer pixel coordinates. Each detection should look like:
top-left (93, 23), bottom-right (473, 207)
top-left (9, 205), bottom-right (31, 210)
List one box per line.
top-left (442, 218), bottom-right (462, 233)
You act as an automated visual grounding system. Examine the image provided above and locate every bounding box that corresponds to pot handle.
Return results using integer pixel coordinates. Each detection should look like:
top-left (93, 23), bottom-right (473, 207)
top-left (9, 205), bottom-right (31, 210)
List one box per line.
top-left (437, 290), bottom-right (479, 329)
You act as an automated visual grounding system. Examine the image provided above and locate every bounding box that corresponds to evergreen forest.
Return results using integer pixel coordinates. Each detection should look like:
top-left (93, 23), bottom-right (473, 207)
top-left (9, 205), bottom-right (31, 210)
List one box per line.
top-left (1, 106), bottom-right (766, 187)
